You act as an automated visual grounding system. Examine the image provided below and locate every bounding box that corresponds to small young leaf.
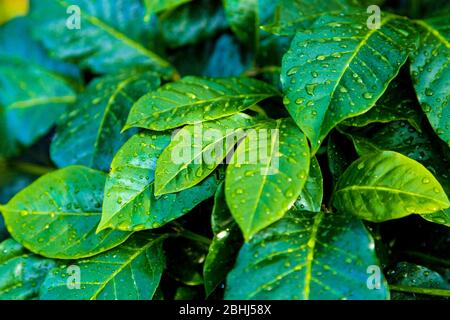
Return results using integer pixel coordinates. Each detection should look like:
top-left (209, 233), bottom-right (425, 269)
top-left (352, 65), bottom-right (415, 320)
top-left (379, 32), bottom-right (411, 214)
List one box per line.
top-left (411, 14), bottom-right (450, 146)
top-left (225, 210), bottom-right (389, 299)
top-left (39, 233), bottom-right (165, 300)
top-left (125, 76), bottom-right (279, 131)
top-left (333, 151), bottom-right (450, 222)
top-left (225, 118), bottom-right (310, 240)
top-left (1, 166), bottom-right (131, 259)
top-left (99, 132), bottom-right (219, 232)
top-left (51, 70), bottom-right (160, 171)
top-left (0, 238), bottom-right (56, 300)
top-left (155, 113), bottom-right (257, 195)
top-left (281, 13), bottom-right (418, 153)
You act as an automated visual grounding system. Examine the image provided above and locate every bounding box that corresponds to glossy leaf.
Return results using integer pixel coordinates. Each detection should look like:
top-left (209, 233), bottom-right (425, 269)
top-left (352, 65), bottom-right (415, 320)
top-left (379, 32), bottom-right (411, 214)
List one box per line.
top-left (204, 183), bottom-right (242, 296)
top-left (155, 113), bottom-right (256, 195)
top-left (225, 210), bottom-right (389, 299)
top-left (387, 262), bottom-right (450, 300)
top-left (345, 121), bottom-right (450, 227)
top-left (99, 132), bottom-right (219, 232)
top-left (292, 157), bottom-right (323, 213)
top-left (333, 151), bottom-right (450, 222)
top-left (159, 0), bottom-right (228, 48)
top-left (51, 70), bottom-right (160, 171)
top-left (40, 233), bottom-right (165, 300)
top-left (281, 13), bottom-right (418, 153)
top-left (0, 166), bottom-right (131, 259)
top-left (0, 56), bottom-right (75, 152)
top-left (342, 77), bottom-right (423, 131)
top-left (0, 238), bottom-right (56, 300)
top-left (225, 118), bottom-right (310, 240)
top-left (124, 76), bottom-right (279, 131)
top-left (31, 0), bottom-right (174, 76)
top-left (262, 0), bottom-right (363, 36)
top-left (411, 14), bottom-right (450, 146)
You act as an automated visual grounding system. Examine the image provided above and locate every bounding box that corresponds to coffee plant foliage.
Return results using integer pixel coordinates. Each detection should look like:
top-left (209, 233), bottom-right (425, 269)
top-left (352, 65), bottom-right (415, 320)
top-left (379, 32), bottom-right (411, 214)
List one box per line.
top-left (0, 0), bottom-right (449, 300)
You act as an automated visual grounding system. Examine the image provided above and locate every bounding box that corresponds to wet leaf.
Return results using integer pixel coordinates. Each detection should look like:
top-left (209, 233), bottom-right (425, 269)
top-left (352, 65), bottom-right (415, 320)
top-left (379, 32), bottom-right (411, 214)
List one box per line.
top-left (0, 166), bottom-right (131, 259)
top-left (155, 113), bottom-right (256, 195)
top-left (99, 132), bottom-right (219, 232)
top-left (333, 151), bottom-right (450, 222)
top-left (281, 13), bottom-right (418, 153)
top-left (411, 14), bottom-right (450, 146)
top-left (51, 70), bottom-right (160, 171)
top-left (0, 238), bottom-right (56, 300)
top-left (40, 233), bottom-right (165, 300)
top-left (225, 210), bottom-right (389, 299)
top-left (225, 118), bottom-right (310, 240)
top-left (125, 76), bottom-right (278, 131)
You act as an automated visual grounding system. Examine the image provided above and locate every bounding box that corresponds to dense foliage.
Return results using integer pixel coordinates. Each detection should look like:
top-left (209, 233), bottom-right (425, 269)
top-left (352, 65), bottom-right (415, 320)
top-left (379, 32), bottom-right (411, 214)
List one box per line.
top-left (0, 0), bottom-right (449, 300)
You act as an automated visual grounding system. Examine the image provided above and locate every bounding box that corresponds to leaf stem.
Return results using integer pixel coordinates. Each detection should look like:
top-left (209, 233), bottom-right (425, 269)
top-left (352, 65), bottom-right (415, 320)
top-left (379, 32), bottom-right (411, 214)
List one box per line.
top-left (11, 162), bottom-right (55, 176)
top-left (389, 284), bottom-right (450, 297)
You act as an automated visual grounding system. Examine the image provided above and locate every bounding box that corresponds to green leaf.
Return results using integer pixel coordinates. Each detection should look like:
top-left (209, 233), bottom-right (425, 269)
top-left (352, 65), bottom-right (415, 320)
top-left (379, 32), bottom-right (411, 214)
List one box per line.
top-left (292, 157), bottom-right (323, 212)
top-left (159, 0), bottom-right (228, 48)
top-left (262, 0), bottom-right (363, 36)
top-left (39, 233), bottom-right (165, 300)
top-left (124, 76), bottom-right (279, 131)
top-left (0, 16), bottom-right (80, 80)
top-left (51, 70), bottom-right (160, 171)
top-left (0, 166), bottom-right (131, 259)
top-left (223, 0), bottom-right (258, 48)
top-left (281, 13), bottom-right (418, 153)
top-left (144, 0), bottom-right (191, 15)
top-left (333, 151), bottom-right (450, 222)
top-left (31, 0), bottom-right (174, 76)
top-left (387, 262), bottom-right (450, 300)
top-left (155, 113), bottom-right (257, 195)
top-left (344, 121), bottom-right (450, 226)
top-left (225, 210), bottom-right (389, 299)
top-left (411, 14), bottom-right (450, 146)
top-left (342, 77), bottom-right (423, 131)
top-left (0, 238), bottom-right (56, 300)
top-left (225, 118), bottom-right (310, 240)
top-left (421, 210), bottom-right (450, 227)
top-left (0, 56), bottom-right (75, 152)
top-left (204, 183), bottom-right (242, 296)
top-left (98, 132), bottom-right (219, 232)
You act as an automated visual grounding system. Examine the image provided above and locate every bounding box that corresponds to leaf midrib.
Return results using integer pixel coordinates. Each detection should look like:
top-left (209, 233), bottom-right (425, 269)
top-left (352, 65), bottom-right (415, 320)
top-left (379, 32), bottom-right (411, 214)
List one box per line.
top-left (415, 20), bottom-right (450, 50)
top-left (90, 238), bottom-right (162, 300)
top-left (336, 185), bottom-right (449, 207)
top-left (57, 0), bottom-right (170, 67)
top-left (7, 96), bottom-right (76, 109)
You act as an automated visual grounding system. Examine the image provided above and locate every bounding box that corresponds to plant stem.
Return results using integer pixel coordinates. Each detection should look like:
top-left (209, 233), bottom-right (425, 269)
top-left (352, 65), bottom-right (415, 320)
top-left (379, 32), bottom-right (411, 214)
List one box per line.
top-left (389, 284), bottom-right (450, 297)
top-left (170, 223), bottom-right (212, 246)
top-left (11, 162), bottom-right (55, 176)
